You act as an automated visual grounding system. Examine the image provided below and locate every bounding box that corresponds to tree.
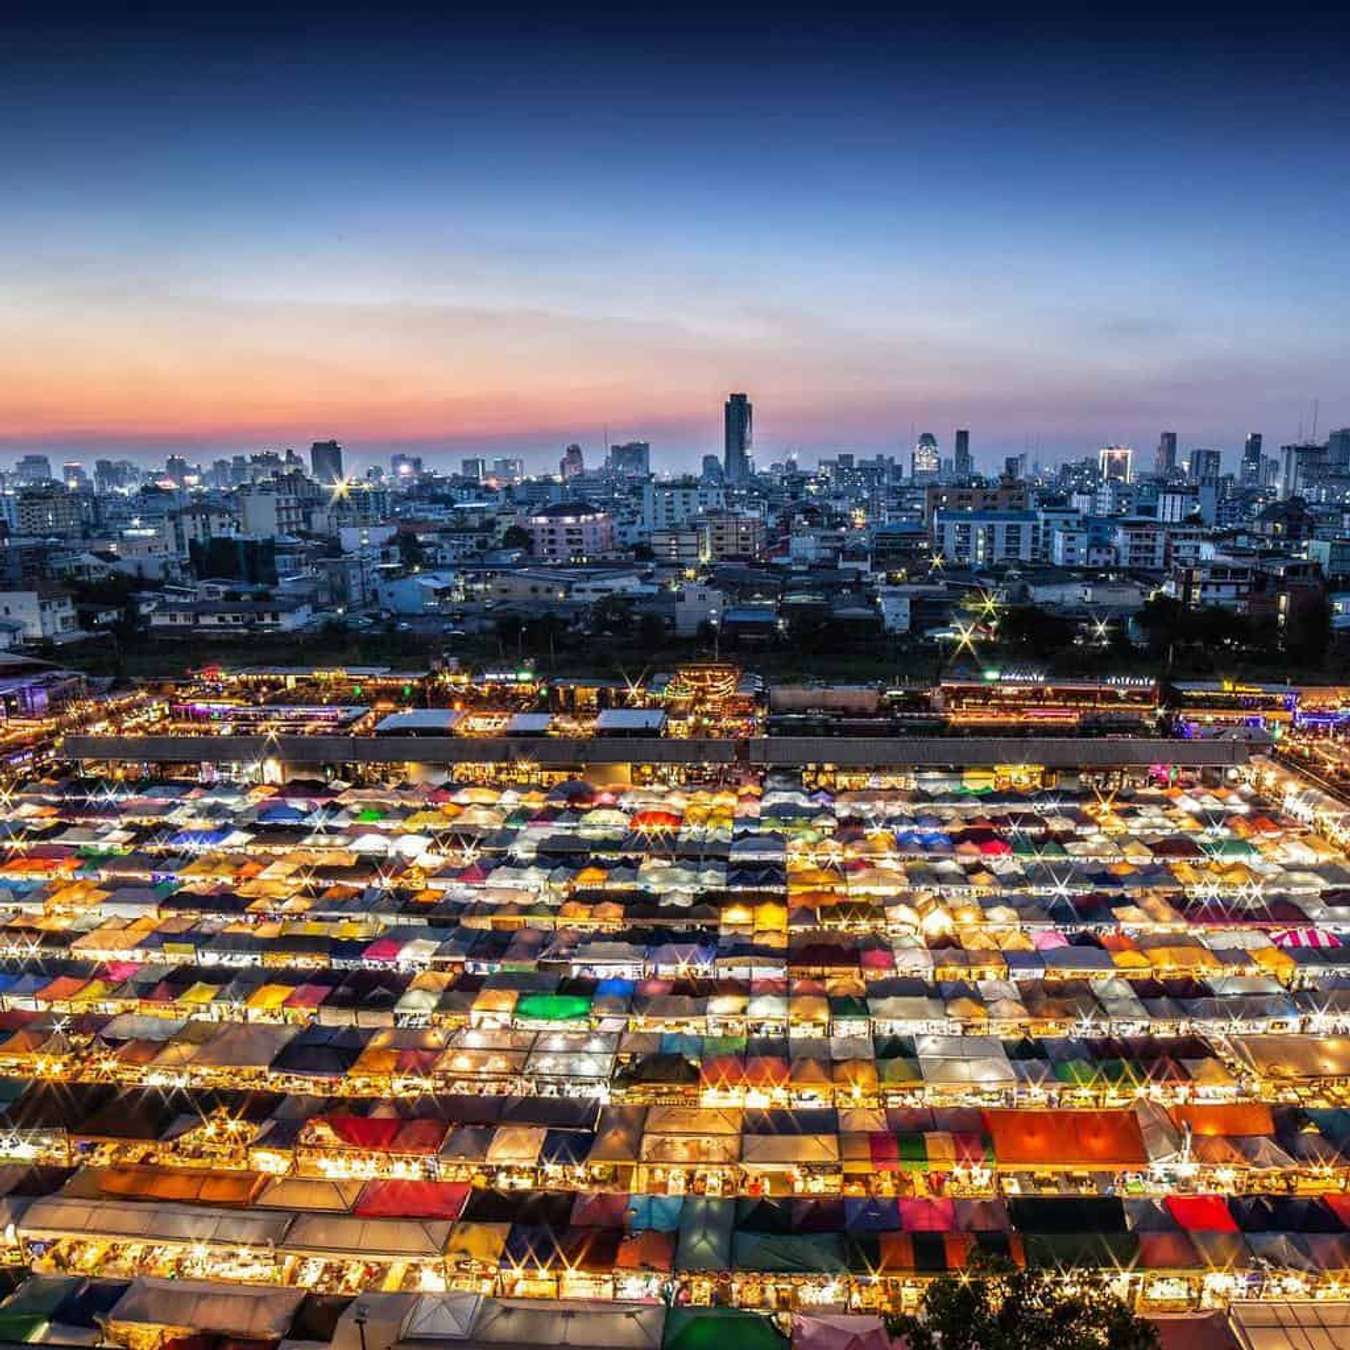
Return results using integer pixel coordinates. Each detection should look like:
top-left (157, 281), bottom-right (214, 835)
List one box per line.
top-left (1285, 593), bottom-right (1330, 667)
top-left (997, 604), bottom-right (1074, 654)
top-left (396, 531), bottom-right (427, 570)
top-left (501, 525), bottom-right (533, 551)
top-left (886, 1257), bottom-right (1158, 1350)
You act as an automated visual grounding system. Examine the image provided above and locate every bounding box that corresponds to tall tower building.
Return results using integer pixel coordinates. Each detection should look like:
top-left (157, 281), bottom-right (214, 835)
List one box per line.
top-left (559, 443), bottom-right (585, 480)
top-left (723, 393), bottom-right (753, 485)
top-left (953, 429), bottom-right (972, 478)
top-left (1155, 431), bottom-right (1177, 476)
top-left (910, 433), bottom-right (940, 482)
top-left (1240, 433), bottom-right (1264, 486)
top-left (310, 440), bottom-right (344, 486)
top-left (1098, 445), bottom-right (1133, 484)
top-left (1188, 448), bottom-right (1222, 485)
top-left (1327, 429), bottom-right (1350, 471)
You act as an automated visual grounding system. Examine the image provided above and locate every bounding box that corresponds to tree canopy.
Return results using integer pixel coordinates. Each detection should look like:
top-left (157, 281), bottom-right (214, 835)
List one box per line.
top-left (886, 1259), bottom-right (1159, 1350)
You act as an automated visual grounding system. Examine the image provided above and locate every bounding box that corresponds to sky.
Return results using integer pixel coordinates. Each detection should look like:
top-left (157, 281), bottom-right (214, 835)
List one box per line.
top-left (2, 0), bottom-right (1349, 473)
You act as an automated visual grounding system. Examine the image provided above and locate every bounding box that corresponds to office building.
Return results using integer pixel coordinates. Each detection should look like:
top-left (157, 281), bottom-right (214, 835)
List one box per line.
top-left (1156, 431), bottom-right (1177, 476)
top-left (1241, 433), bottom-right (1264, 487)
top-left (700, 454), bottom-right (724, 483)
top-left (559, 444), bottom-right (585, 480)
top-left (1280, 442), bottom-right (1325, 500)
top-left (1188, 448), bottom-right (1222, 485)
top-left (490, 458), bottom-right (526, 484)
top-left (724, 393), bottom-right (753, 484)
top-left (390, 453), bottom-right (423, 478)
top-left (953, 429), bottom-right (972, 478)
top-left (1099, 445), bottom-right (1133, 484)
top-left (910, 433), bottom-right (940, 482)
top-left (1327, 429), bottom-right (1350, 471)
top-left (15, 455), bottom-right (53, 485)
top-left (607, 442), bottom-right (651, 477)
top-left (309, 440), bottom-right (344, 486)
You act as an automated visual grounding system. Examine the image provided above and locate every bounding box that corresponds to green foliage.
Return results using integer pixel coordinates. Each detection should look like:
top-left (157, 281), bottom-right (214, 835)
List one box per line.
top-left (996, 604), bottom-right (1076, 653)
top-left (396, 531), bottom-right (427, 569)
top-left (885, 1259), bottom-right (1159, 1350)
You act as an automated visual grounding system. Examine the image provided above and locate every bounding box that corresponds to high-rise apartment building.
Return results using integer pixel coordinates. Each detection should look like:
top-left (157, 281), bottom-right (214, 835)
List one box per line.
top-left (723, 393), bottom-right (753, 484)
top-left (310, 440), bottom-right (344, 486)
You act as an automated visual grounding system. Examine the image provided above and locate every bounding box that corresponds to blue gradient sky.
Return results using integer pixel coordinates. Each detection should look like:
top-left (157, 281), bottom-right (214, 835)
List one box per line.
top-left (3, 2), bottom-right (1348, 471)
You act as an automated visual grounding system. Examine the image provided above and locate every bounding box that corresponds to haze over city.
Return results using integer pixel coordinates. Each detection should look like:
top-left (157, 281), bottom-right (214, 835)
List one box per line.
top-left (4, 0), bottom-right (1348, 467)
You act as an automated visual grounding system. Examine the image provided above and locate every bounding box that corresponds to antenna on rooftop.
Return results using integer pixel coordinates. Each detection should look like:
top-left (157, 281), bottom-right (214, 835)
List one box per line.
top-left (1311, 399), bottom-right (1320, 442)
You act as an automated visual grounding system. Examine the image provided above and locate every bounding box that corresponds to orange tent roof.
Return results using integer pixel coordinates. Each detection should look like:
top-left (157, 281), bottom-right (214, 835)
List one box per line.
top-left (982, 1109), bottom-right (1148, 1167)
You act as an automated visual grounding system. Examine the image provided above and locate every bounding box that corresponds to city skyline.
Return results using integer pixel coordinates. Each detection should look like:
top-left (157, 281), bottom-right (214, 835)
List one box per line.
top-left (4, 1), bottom-right (1348, 464)
top-left (7, 417), bottom-right (1332, 481)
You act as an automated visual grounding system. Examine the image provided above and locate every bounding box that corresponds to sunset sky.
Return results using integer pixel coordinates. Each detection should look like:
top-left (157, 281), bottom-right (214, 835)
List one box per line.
top-left (4, 1), bottom-right (1349, 471)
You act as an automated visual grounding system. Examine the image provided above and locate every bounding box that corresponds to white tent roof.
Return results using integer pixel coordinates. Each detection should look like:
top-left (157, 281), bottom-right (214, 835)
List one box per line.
top-left (282, 1213), bottom-right (452, 1260)
top-left (458, 1299), bottom-right (664, 1349)
top-left (399, 1292), bottom-right (484, 1341)
top-left (1229, 1300), bottom-right (1350, 1350)
top-left (19, 1198), bottom-right (290, 1249)
top-left (107, 1279), bottom-right (304, 1339)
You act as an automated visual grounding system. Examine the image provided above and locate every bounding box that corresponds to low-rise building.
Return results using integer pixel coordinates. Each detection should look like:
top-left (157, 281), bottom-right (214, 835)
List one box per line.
top-left (149, 593), bottom-right (314, 634)
top-left (933, 510), bottom-right (1039, 566)
top-left (701, 511), bottom-right (765, 561)
top-left (1112, 518), bottom-right (1167, 570)
top-left (0, 584), bottom-right (80, 643)
top-left (528, 502), bottom-right (615, 562)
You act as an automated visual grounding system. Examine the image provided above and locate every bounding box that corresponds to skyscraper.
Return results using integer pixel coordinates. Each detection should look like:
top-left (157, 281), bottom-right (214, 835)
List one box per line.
top-left (1280, 442), bottom-right (1325, 500)
top-left (910, 433), bottom-right (940, 482)
top-left (724, 393), bottom-right (752, 484)
top-left (310, 440), bottom-right (344, 485)
top-left (1155, 431), bottom-right (1177, 476)
top-left (607, 442), bottom-right (651, 477)
top-left (1188, 448), bottom-right (1222, 484)
top-left (1098, 445), bottom-right (1133, 484)
top-left (953, 429), bottom-right (972, 478)
top-left (1327, 429), bottom-right (1350, 471)
top-left (1241, 433), bottom-right (1264, 486)
top-left (15, 454), bottom-right (52, 485)
top-left (559, 443), bottom-right (585, 479)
